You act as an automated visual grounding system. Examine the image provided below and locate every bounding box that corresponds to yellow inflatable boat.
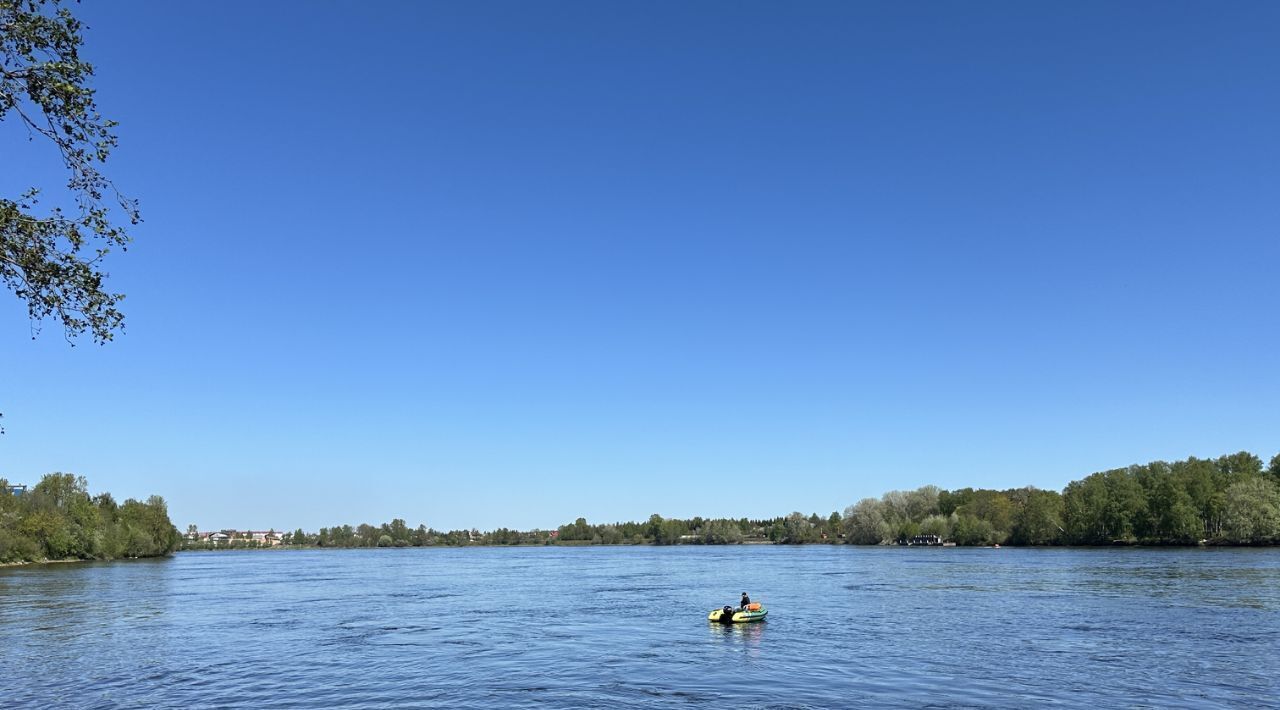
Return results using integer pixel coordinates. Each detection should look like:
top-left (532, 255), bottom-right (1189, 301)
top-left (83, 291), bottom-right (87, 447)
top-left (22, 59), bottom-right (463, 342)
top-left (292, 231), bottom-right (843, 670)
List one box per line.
top-left (708, 603), bottom-right (767, 624)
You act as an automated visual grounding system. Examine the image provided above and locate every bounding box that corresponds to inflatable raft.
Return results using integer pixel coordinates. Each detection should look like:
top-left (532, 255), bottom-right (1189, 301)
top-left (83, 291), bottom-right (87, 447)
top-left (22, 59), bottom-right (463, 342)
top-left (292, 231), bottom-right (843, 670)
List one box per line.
top-left (708, 603), bottom-right (767, 624)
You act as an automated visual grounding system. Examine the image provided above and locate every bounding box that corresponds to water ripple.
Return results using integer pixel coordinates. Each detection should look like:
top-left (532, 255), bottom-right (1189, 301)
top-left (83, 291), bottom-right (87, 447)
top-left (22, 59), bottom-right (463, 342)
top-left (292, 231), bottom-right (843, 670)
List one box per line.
top-left (2, 547), bottom-right (1278, 708)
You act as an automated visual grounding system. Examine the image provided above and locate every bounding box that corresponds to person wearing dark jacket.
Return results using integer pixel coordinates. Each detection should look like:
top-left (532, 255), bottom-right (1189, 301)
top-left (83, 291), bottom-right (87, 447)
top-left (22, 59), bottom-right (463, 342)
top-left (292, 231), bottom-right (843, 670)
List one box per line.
top-left (740, 592), bottom-right (751, 610)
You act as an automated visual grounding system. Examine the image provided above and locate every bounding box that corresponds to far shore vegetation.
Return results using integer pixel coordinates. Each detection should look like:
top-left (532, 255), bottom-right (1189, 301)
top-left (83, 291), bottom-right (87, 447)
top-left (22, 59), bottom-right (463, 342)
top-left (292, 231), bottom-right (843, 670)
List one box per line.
top-left (182, 450), bottom-right (1280, 552)
top-left (0, 474), bottom-right (180, 565)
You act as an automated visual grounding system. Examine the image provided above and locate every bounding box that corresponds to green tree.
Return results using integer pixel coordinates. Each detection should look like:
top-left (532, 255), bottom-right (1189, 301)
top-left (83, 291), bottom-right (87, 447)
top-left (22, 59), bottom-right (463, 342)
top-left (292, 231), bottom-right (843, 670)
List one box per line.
top-left (385, 518), bottom-right (409, 543)
top-left (2, 473), bottom-right (177, 562)
top-left (1009, 488), bottom-right (1062, 546)
top-left (919, 514), bottom-right (951, 539)
top-left (701, 519), bottom-right (743, 544)
top-left (1101, 469), bottom-right (1147, 542)
top-left (879, 490), bottom-right (910, 529)
top-left (781, 512), bottom-right (814, 544)
top-left (842, 498), bottom-right (887, 545)
top-left (646, 513), bottom-right (664, 542)
top-left (938, 488), bottom-right (973, 517)
top-left (1175, 457), bottom-right (1220, 537)
top-left (598, 525), bottom-right (625, 545)
top-left (1062, 474), bottom-right (1109, 544)
top-left (1216, 451), bottom-right (1263, 479)
top-left (657, 518), bottom-right (686, 545)
top-left (904, 486), bottom-right (941, 520)
top-left (356, 523), bottom-right (378, 547)
top-left (950, 514), bottom-right (993, 546)
top-left (1222, 477), bottom-right (1280, 543)
top-left (1145, 476), bottom-right (1199, 542)
top-left (1, 0), bottom-right (140, 343)
top-left (961, 490), bottom-right (1014, 536)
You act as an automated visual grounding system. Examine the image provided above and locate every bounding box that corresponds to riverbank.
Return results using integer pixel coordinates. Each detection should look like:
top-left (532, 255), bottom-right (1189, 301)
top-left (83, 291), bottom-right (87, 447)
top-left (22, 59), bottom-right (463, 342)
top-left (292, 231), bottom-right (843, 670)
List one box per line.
top-left (175, 537), bottom-right (1280, 554)
top-left (1, 554), bottom-right (176, 568)
top-left (1, 558), bottom-right (86, 568)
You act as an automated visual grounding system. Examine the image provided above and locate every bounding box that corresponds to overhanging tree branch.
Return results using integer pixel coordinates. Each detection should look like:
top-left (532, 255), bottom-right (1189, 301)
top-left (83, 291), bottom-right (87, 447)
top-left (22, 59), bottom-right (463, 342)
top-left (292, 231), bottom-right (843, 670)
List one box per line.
top-left (1, 0), bottom-right (139, 344)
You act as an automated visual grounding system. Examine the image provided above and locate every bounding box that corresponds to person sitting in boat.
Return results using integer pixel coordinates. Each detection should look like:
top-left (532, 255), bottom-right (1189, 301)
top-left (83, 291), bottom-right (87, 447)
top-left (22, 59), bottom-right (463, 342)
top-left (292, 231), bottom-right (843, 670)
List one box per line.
top-left (740, 592), bottom-right (750, 611)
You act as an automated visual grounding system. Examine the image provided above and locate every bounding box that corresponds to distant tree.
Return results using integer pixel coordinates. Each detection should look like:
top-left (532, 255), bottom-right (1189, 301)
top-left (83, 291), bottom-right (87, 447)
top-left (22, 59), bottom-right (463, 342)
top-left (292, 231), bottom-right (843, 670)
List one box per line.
top-left (904, 486), bottom-right (941, 520)
top-left (767, 520), bottom-right (785, 542)
top-left (657, 518), bottom-right (686, 545)
top-left (1175, 457), bottom-right (1221, 537)
top-left (961, 490), bottom-right (1014, 536)
top-left (842, 498), bottom-right (887, 545)
top-left (1144, 476), bottom-right (1199, 542)
top-left (781, 512), bottom-right (813, 544)
top-left (879, 490), bottom-right (910, 528)
top-left (701, 519), bottom-right (743, 544)
top-left (1009, 488), bottom-right (1062, 546)
top-left (646, 514), bottom-right (663, 541)
top-left (598, 525), bottom-right (625, 545)
top-left (148, 449), bottom-right (1280, 554)
top-left (937, 488), bottom-right (973, 517)
top-left (1216, 451), bottom-right (1263, 480)
top-left (385, 518), bottom-right (409, 543)
top-left (919, 514), bottom-right (950, 539)
top-left (292, 527), bottom-right (306, 545)
top-left (336, 524), bottom-right (355, 546)
top-left (1101, 469), bottom-right (1147, 542)
top-left (1062, 474), bottom-right (1110, 544)
top-left (1, 473), bottom-right (177, 562)
top-left (950, 514), bottom-right (994, 546)
top-left (1222, 477), bottom-right (1280, 543)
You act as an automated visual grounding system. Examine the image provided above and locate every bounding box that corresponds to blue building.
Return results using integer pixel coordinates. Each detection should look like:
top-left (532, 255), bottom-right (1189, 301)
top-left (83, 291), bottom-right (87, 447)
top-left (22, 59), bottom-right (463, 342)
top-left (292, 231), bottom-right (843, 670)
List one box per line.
top-left (5, 484), bottom-right (26, 497)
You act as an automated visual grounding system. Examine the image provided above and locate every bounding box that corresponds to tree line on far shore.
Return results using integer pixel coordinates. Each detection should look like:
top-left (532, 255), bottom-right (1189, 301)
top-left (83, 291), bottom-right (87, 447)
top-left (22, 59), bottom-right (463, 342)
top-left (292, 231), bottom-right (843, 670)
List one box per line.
top-left (842, 450), bottom-right (1280, 546)
top-left (185, 450), bottom-right (1280, 551)
top-left (0, 474), bottom-right (181, 564)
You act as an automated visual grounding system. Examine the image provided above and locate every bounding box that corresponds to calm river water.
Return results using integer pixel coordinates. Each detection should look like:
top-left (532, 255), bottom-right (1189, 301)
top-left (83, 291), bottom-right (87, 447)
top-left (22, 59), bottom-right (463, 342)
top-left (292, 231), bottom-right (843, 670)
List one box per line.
top-left (2, 546), bottom-right (1278, 708)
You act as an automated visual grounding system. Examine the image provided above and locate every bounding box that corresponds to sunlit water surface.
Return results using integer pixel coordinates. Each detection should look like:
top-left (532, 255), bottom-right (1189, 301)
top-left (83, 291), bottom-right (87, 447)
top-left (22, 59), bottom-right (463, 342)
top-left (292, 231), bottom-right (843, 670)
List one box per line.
top-left (3, 546), bottom-right (1279, 708)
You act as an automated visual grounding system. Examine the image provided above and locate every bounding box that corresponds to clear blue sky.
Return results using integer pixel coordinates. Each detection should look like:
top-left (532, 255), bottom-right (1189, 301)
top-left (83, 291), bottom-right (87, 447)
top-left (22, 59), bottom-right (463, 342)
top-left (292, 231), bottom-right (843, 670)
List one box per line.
top-left (2, 1), bottom-right (1277, 532)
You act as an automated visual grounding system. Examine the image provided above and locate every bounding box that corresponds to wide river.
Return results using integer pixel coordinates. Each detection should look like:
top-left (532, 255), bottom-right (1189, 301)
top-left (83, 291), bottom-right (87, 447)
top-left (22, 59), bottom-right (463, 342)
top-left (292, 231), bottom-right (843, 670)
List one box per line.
top-left (2, 546), bottom-right (1278, 708)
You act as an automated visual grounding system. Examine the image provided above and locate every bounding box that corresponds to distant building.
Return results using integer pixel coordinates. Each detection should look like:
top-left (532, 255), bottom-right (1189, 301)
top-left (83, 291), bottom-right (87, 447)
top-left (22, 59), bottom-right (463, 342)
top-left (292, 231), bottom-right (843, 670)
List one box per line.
top-left (206, 532), bottom-right (230, 545)
top-left (249, 531), bottom-right (283, 546)
top-left (5, 484), bottom-right (27, 497)
top-left (191, 530), bottom-right (284, 546)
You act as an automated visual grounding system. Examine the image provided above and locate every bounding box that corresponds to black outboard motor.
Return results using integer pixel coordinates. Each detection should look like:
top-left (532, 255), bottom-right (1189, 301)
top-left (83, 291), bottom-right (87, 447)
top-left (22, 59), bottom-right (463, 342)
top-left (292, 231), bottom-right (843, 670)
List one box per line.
top-left (719, 605), bottom-right (735, 624)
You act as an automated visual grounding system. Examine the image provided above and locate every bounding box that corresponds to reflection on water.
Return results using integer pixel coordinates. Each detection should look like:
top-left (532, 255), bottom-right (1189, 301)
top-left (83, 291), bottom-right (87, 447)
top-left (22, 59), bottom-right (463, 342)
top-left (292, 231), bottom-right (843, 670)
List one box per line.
top-left (2, 546), bottom-right (1278, 708)
top-left (707, 616), bottom-right (766, 656)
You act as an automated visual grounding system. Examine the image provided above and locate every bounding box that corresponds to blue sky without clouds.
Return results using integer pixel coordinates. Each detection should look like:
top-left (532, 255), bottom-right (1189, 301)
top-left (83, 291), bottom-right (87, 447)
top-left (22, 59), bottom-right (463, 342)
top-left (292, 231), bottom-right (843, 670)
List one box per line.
top-left (2, 1), bottom-right (1277, 531)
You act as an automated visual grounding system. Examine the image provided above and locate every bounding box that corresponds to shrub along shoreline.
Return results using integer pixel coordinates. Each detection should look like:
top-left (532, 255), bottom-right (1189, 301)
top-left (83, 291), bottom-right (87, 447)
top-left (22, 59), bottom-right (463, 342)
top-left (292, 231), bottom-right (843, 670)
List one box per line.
top-left (185, 450), bottom-right (1280, 551)
top-left (0, 474), bottom-right (180, 565)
